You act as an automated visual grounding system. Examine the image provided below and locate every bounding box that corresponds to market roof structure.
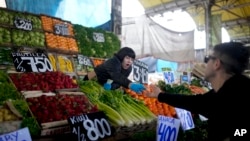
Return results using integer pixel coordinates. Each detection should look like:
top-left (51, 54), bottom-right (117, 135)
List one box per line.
top-left (138, 0), bottom-right (250, 44)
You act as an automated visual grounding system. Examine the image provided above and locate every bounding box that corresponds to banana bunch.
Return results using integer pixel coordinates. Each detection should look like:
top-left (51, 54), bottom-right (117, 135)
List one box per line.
top-left (57, 55), bottom-right (74, 73)
top-left (65, 59), bottom-right (74, 72)
top-left (48, 54), bottom-right (57, 71)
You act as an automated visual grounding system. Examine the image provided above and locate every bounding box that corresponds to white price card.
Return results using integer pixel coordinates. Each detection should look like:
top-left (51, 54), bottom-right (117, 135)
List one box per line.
top-left (54, 24), bottom-right (69, 36)
top-left (157, 115), bottom-right (181, 141)
top-left (93, 32), bottom-right (105, 42)
top-left (175, 108), bottom-right (195, 131)
top-left (77, 55), bottom-right (93, 67)
top-left (0, 127), bottom-right (32, 141)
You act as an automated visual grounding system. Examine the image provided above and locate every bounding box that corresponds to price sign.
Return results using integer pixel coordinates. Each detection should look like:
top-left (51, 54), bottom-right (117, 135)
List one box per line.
top-left (157, 115), bottom-right (180, 141)
top-left (14, 17), bottom-right (32, 31)
top-left (133, 59), bottom-right (148, 84)
top-left (78, 55), bottom-right (93, 67)
top-left (0, 127), bottom-right (32, 141)
top-left (11, 52), bottom-right (53, 72)
top-left (54, 24), bottom-right (69, 36)
top-left (93, 32), bottom-right (105, 42)
top-left (68, 111), bottom-right (113, 141)
top-left (175, 108), bottom-right (195, 131)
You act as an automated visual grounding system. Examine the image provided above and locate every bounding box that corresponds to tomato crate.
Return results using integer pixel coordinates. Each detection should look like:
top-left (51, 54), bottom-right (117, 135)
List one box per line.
top-left (8, 72), bottom-right (79, 92)
top-left (23, 91), bottom-right (99, 129)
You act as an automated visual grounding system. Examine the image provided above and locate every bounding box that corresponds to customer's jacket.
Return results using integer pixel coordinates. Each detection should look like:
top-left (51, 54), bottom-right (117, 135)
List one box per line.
top-left (157, 74), bottom-right (250, 141)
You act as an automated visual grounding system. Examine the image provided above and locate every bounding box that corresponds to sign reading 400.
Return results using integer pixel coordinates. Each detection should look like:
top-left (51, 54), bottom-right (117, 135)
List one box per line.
top-left (12, 52), bottom-right (53, 72)
top-left (133, 60), bottom-right (148, 84)
top-left (157, 115), bottom-right (181, 141)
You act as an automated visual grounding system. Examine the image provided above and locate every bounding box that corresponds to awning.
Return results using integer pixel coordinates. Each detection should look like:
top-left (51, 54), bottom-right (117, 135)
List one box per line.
top-left (138, 0), bottom-right (250, 43)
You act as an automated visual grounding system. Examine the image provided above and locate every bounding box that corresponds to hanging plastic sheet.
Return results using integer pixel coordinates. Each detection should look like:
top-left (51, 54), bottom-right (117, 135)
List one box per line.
top-left (122, 15), bottom-right (195, 62)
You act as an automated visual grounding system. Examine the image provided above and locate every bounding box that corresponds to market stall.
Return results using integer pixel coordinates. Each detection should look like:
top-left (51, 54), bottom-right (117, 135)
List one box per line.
top-left (0, 7), bottom-right (210, 141)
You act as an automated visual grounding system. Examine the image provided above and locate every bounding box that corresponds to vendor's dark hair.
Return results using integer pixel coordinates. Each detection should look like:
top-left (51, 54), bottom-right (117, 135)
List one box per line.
top-left (115, 47), bottom-right (136, 61)
top-left (213, 42), bottom-right (249, 74)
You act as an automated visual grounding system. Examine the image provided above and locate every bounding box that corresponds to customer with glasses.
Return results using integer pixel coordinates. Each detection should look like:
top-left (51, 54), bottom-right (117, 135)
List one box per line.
top-left (145, 42), bottom-right (250, 141)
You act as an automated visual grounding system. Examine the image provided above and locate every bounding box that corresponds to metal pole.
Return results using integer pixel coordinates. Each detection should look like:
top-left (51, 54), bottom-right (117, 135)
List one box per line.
top-left (204, 1), bottom-right (210, 55)
top-left (204, 0), bottom-right (214, 55)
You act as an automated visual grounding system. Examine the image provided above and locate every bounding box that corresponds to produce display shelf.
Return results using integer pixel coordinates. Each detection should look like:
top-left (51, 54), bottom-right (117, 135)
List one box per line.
top-left (31, 120), bottom-right (157, 141)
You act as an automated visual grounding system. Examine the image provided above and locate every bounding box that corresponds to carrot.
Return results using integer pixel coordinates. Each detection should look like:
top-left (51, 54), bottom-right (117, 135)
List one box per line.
top-left (189, 85), bottom-right (205, 94)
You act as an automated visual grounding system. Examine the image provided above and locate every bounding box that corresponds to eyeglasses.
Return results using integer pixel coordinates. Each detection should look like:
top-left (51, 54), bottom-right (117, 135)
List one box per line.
top-left (204, 55), bottom-right (217, 63)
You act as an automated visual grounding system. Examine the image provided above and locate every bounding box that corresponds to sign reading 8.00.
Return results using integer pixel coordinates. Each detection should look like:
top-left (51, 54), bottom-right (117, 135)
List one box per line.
top-left (133, 60), bottom-right (148, 84)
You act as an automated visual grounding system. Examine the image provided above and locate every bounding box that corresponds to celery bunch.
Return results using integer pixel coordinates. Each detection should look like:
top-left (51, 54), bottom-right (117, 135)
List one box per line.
top-left (79, 80), bottom-right (125, 127)
top-left (79, 80), bottom-right (156, 127)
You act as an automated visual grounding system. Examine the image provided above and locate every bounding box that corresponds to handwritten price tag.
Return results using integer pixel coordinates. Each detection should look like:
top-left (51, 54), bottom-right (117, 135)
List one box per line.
top-left (68, 112), bottom-right (113, 141)
top-left (14, 17), bottom-right (32, 31)
top-left (78, 55), bottom-right (93, 67)
top-left (157, 115), bottom-right (180, 141)
top-left (54, 24), bottom-right (69, 36)
top-left (93, 32), bottom-right (105, 42)
top-left (175, 108), bottom-right (195, 131)
top-left (11, 52), bottom-right (53, 72)
top-left (0, 127), bottom-right (32, 141)
top-left (133, 59), bottom-right (148, 84)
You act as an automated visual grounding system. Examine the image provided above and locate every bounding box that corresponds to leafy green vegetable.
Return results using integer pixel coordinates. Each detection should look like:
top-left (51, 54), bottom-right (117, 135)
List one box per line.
top-left (191, 78), bottom-right (202, 87)
top-left (73, 24), bottom-right (120, 58)
top-left (0, 70), bottom-right (10, 83)
top-left (0, 83), bottom-right (20, 105)
top-left (21, 117), bottom-right (41, 136)
top-left (11, 99), bottom-right (30, 118)
top-left (157, 80), bottom-right (192, 94)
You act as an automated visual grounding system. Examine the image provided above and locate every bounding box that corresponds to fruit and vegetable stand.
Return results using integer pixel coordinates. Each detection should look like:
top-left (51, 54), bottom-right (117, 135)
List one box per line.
top-left (0, 7), bottom-right (209, 141)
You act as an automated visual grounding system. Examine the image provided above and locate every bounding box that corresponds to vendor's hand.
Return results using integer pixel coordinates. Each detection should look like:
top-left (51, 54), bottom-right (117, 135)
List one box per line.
top-left (144, 84), bottom-right (161, 98)
top-left (103, 83), bottom-right (111, 90)
top-left (129, 83), bottom-right (145, 94)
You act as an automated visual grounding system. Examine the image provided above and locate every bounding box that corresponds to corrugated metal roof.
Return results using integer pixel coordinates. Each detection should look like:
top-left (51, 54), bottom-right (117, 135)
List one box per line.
top-left (138, 0), bottom-right (250, 43)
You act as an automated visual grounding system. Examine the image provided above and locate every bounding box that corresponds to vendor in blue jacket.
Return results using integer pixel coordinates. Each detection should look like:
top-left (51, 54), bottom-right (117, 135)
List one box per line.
top-left (94, 47), bottom-right (145, 93)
